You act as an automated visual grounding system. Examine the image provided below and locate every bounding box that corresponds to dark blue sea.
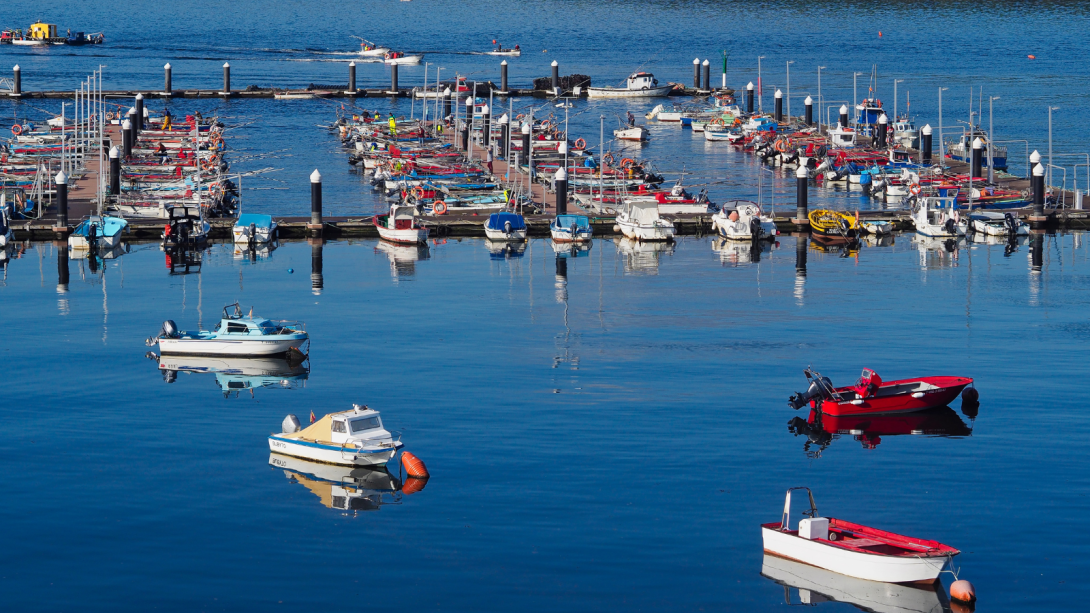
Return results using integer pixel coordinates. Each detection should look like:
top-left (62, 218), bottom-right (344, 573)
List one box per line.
top-left (3, 1), bottom-right (1090, 611)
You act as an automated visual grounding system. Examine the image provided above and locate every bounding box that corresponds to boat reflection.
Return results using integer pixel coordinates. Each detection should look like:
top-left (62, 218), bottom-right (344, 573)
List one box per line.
top-left (269, 453), bottom-right (420, 514)
top-left (375, 239), bottom-right (429, 277)
top-left (712, 237), bottom-right (774, 265)
top-left (485, 238), bottom-right (526, 260)
top-left (912, 234), bottom-right (963, 268)
top-left (615, 237), bottom-right (675, 273)
top-left (810, 237), bottom-right (860, 258)
top-left (233, 239), bottom-right (279, 262)
top-left (860, 233), bottom-right (895, 248)
top-left (163, 247), bottom-right (203, 275)
top-left (762, 554), bottom-right (953, 613)
top-left (151, 354), bottom-right (309, 397)
top-left (551, 240), bottom-right (592, 258)
top-left (788, 407), bottom-right (972, 456)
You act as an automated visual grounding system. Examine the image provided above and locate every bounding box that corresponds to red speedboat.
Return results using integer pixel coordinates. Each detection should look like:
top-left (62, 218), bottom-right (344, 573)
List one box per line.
top-left (788, 368), bottom-right (974, 417)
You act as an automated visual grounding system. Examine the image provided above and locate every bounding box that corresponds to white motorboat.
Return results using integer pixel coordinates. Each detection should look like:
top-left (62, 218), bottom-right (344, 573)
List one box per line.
top-left (148, 302), bottom-right (309, 358)
top-left (892, 119), bottom-right (919, 149)
top-left (269, 453), bottom-right (408, 512)
top-left (269, 404), bottom-right (404, 467)
top-left (484, 212), bottom-right (528, 241)
top-left (828, 124), bottom-right (858, 149)
top-left (550, 214), bottom-right (593, 243)
top-left (762, 488), bottom-right (960, 584)
top-left (68, 215), bottom-right (128, 250)
top-left (969, 211), bottom-right (1029, 237)
top-left (358, 42), bottom-right (390, 57)
top-left (616, 200), bottom-right (675, 241)
top-left (485, 47), bottom-right (521, 57)
top-left (912, 196), bottom-right (967, 237)
top-left (614, 126), bottom-right (649, 142)
top-left (703, 124), bottom-right (737, 142)
top-left (0, 201), bottom-right (13, 248)
top-left (712, 201), bottom-right (777, 240)
top-left (587, 72), bottom-right (673, 99)
top-left (162, 205), bottom-right (210, 247)
top-left (384, 52), bottom-right (423, 65)
top-left (233, 213), bottom-right (277, 244)
top-left (374, 204), bottom-right (429, 244)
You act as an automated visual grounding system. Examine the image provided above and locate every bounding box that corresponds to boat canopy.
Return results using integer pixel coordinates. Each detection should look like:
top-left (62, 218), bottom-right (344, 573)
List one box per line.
top-left (389, 205), bottom-right (417, 220)
top-left (554, 214), bottom-right (590, 229)
top-left (235, 213), bottom-right (274, 229)
top-left (626, 200), bottom-right (662, 223)
top-left (487, 212), bottom-right (526, 230)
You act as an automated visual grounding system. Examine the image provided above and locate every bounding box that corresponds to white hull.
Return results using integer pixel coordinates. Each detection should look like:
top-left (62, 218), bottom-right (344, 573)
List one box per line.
top-left (484, 227), bottom-right (528, 241)
top-left (358, 48), bottom-right (390, 57)
top-left (762, 528), bottom-right (950, 584)
top-left (384, 55), bottom-right (423, 65)
top-left (68, 232), bottom-right (122, 251)
top-left (657, 112), bottom-right (683, 122)
top-left (586, 85), bottom-right (672, 99)
top-left (618, 221), bottom-right (675, 242)
top-left (377, 225), bottom-right (429, 244)
top-left (550, 228), bottom-right (593, 243)
top-left (703, 129), bottom-right (734, 142)
top-left (614, 127), bottom-right (648, 142)
top-left (233, 225), bottom-right (276, 243)
top-left (485, 50), bottom-right (521, 57)
top-left (269, 435), bottom-right (402, 467)
top-left (971, 219), bottom-right (1028, 236)
top-left (12, 40), bottom-right (46, 46)
top-left (656, 202), bottom-right (713, 215)
top-left (158, 337), bottom-right (306, 357)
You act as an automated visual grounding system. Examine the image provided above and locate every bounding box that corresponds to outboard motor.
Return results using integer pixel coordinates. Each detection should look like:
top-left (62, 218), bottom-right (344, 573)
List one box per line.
top-left (161, 369), bottom-right (177, 383)
top-left (504, 220), bottom-right (512, 234)
top-left (282, 414), bottom-right (302, 433)
top-left (1004, 212), bottom-right (1018, 235)
top-left (162, 320), bottom-right (178, 337)
top-left (788, 377), bottom-right (832, 410)
top-left (943, 218), bottom-right (957, 235)
top-left (749, 217), bottom-right (762, 238)
top-left (248, 222), bottom-right (257, 248)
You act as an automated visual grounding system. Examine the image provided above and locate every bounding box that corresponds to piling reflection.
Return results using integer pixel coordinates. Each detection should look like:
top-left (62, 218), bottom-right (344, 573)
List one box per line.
top-left (269, 453), bottom-right (416, 514)
top-left (485, 238), bottom-right (525, 260)
top-left (375, 239), bottom-right (429, 278)
top-left (310, 238), bottom-right (324, 293)
top-left (761, 554), bottom-right (953, 613)
top-left (787, 407), bottom-right (972, 457)
top-left (615, 237), bottom-right (674, 273)
top-left (149, 354), bottom-right (309, 397)
top-left (57, 242), bottom-right (70, 313)
top-left (712, 237), bottom-right (774, 265)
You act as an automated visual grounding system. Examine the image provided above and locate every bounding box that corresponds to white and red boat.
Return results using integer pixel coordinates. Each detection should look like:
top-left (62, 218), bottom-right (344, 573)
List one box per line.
top-left (762, 488), bottom-right (960, 584)
top-left (788, 367), bottom-right (974, 417)
top-left (374, 204), bottom-right (429, 244)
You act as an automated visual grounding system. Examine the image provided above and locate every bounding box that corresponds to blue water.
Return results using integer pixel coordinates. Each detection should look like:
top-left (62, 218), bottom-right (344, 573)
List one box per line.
top-left (4, 2), bottom-right (1090, 610)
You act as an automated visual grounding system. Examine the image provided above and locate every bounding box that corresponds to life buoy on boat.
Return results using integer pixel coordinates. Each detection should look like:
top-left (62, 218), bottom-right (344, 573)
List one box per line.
top-left (574, 138), bottom-right (586, 149)
top-left (433, 200), bottom-right (448, 215)
top-left (11, 124), bottom-right (22, 135)
top-left (910, 184), bottom-right (922, 196)
top-left (412, 186), bottom-right (425, 200)
top-left (106, 112), bottom-right (115, 121)
top-left (603, 152), bottom-right (614, 165)
top-left (620, 158), bottom-right (635, 168)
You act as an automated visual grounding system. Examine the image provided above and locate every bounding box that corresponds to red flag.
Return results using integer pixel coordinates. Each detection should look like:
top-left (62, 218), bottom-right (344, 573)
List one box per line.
top-left (309, 411), bottom-right (316, 423)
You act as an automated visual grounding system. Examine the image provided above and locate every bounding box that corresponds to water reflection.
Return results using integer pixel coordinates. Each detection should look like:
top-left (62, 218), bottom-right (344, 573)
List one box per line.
top-left (56, 242), bottom-right (70, 314)
top-left (712, 237), bottom-right (774, 266)
top-left (485, 238), bottom-right (525, 260)
top-left (551, 241), bottom-right (592, 259)
top-left (375, 239), bottom-right (429, 279)
top-left (269, 453), bottom-right (414, 514)
top-left (163, 247), bottom-right (203, 275)
top-left (233, 239), bottom-right (279, 263)
top-left (787, 407), bottom-right (972, 457)
top-left (310, 238), bottom-right (324, 294)
top-left (912, 235), bottom-right (963, 268)
top-left (762, 554), bottom-right (953, 613)
top-left (615, 237), bottom-right (675, 274)
top-left (150, 354), bottom-right (309, 397)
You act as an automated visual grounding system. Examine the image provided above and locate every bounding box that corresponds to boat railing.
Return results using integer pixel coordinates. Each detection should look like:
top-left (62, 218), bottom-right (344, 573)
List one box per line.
top-left (272, 320), bottom-right (305, 333)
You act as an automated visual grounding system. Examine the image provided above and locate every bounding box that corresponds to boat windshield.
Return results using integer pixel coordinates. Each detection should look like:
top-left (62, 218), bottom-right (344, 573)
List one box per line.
top-left (349, 416), bottom-right (381, 433)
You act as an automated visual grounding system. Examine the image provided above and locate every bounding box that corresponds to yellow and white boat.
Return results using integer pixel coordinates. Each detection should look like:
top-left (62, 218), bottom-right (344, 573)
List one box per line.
top-left (269, 404), bottom-right (403, 466)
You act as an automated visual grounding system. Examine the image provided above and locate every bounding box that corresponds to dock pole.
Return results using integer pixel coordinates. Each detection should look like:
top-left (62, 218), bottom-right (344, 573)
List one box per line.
top-left (109, 146), bottom-right (120, 195)
top-left (921, 124), bottom-right (932, 164)
top-left (746, 82), bottom-right (754, 113)
top-left (347, 62), bottom-right (356, 95)
top-left (702, 59), bottom-right (710, 92)
top-left (970, 137), bottom-right (983, 179)
top-left (309, 169), bottom-right (323, 238)
top-left (876, 113), bottom-right (888, 148)
top-left (222, 62), bottom-right (231, 96)
top-left (1032, 163), bottom-right (1046, 217)
top-left (122, 119), bottom-right (133, 158)
top-left (693, 59), bottom-right (700, 88)
top-left (500, 60), bottom-right (508, 93)
top-left (482, 104), bottom-right (491, 150)
top-left (499, 114), bottom-right (509, 158)
top-left (794, 165), bottom-right (810, 229)
top-left (164, 63), bottom-right (172, 96)
top-left (389, 63), bottom-right (399, 95)
top-left (521, 122), bottom-right (531, 170)
top-left (774, 90), bottom-right (783, 121)
top-left (839, 105), bottom-right (849, 128)
top-left (555, 167), bottom-right (568, 215)
top-left (135, 93), bottom-right (144, 132)
top-left (13, 65), bottom-right (21, 96)
top-left (55, 171), bottom-right (69, 233)
top-left (551, 60), bottom-right (560, 92)
top-left (804, 96), bottom-right (813, 126)
top-left (443, 88), bottom-right (452, 120)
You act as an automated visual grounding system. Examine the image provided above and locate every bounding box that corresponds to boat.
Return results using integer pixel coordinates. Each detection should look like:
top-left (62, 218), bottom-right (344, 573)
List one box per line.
top-left (807, 209), bottom-right (859, 245)
top-left (232, 213), bottom-right (277, 244)
top-left (269, 453), bottom-right (411, 512)
top-left (586, 72), bottom-right (672, 99)
top-left (969, 211), bottom-right (1028, 237)
top-left (383, 52), bottom-right (423, 65)
top-left (614, 126), bottom-right (649, 142)
top-left (484, 211), bottom-right (527, 241)
top-left (891, 118), bottom-right (919, 149)
top-left (828, 124), bottom-right (858, 149)
top-left (0, 203), bottom-right (13, 248)
top-left (762, 487), bottom-right (960, 584)
top-left (64, 31), bottom-right (104, 45)
top-left (67, 215), bottom-right (128, 250)
top-left (711, 201), bottom-right (777, 240)
top-left (374, 204), bottom-right (429, 244)
top-left (161, 205), bottom-right (210, 247)
top-left (947, 129), bottom-right (1007, 171)
top-left (485, 46), bottom-right (521, 57)
top-left (358, 40), bottom-right (390, 57)
top-left (616, 200), bottom-right (675, 242)
top-left (550, 214), bottom-right (593, 243)
top-left (148, 302), bottom-right (309, 358)
top-left (912, 195), bottom-right (967, 237)
top-left (761, 553), bottom-right (954, 613)
top-left (268, 404), bottom-right (404, 467)
top-left (787, 367), bottom-right (975, 416)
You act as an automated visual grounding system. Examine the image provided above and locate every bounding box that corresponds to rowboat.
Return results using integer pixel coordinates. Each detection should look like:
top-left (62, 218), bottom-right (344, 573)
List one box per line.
top-left (148, 302), bottom-right (309, 358)
top-left (374, 204), bottom-right (429, 244)
top-left (807, 209), bottom-right (859, 245)
top-left (268, 404), bottom-right (404, 467)
top-left (787, 367), bottom-right (975, 416)
top-left (762, 488), bottom-right (960, 584)
top-left (587, 72), bottom-right (672, 99)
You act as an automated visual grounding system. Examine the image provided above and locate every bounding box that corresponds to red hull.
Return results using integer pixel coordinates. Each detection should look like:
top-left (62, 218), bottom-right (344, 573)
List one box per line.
top-left (819, 376), bottom-right (972, 416)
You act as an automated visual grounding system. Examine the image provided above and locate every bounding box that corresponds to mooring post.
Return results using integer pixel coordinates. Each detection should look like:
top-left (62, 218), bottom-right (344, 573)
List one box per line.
top-left (876, 113), bottom-right (888, 148)
top-left (521, 122), bottom-right (531, 169)
top-left (500, 60), bottom-right (509, 93)
top-left (12, 64), bottom-right (21, 96)
top-left (135, 93), bottom-right (144, 132)
top-left (109, 146), bottom-right (120, 195)
top-left (222, 62), bottom-right (230, 95)
top-left (839, 104), bottom-right (849, 128)
top-left (774, 89), bottom-right (783, 121)
top-left (692, 59), bottom-right (700, 89)
top-left (122, 118), bottom-right (133, 158)
top-left (795, 165), bottom-right (810, 228)
top-left (1029, 149), bottom-right (1041, 180)
top-left (347, 61), bottom-right (356, 94)
top-left (499, 114), bottom-right (509, 158)
top-left (702, 59), bottom-right (711, 92)
top-left (921, 124), bottom-right (933, 164)
top-left (551, 60), bottom-right (560, 93)
top-left (971, 137), bottom-right (983, 179)
top-left (389, 63), bottom-right (399, 95)
top-left (443, 87), bottom-right (452, 120)
top-left (310, 238), bottom-right (324, 295)
top-left (1032, 162), bottom-right (1046, 217)
top-left (309, 169), bottom-right (323, 237)
top-left (804, 96), bottom-right (813, 126)
top-left (482, 103), bottom-right (491, 149)
top-left (746, 82), bottom-right (754, 114)
top-left (55, 171), bottom-right (69, 232)
top-left (164, 63), bottom-right (172, 96)
top-left (555, 167), bottom-right (568, 215)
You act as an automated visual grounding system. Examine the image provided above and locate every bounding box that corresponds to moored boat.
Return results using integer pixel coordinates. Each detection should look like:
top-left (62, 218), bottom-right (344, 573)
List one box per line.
top-left (712, 201), bottom-right (777, 240)
top-left (614, 126), bottom-right (649, 142)
top-left (269, 404), bottom-right (404, 467)
top-left (484, 211), bottom-right (527, 241)
top-left (787, 367), bottom-right (975, 416)
top-left (762, 488), bottom-right (960, 584)
top-left (616, 200), bottom-right (675, 242)
top-left (374, 204), bottom-right (429, 244)
top-left (550, 214), bottom-right (593, 243)
top-left (148, 302), bottom-right (309, 358)
top-left (912, 195), bottom-right (966, 237)
top-left (233, 213), bottom-right (277, 244)
top-left (68, 215), bottom-right (128, 250)
top-left (587, 72), bottom-right (672, 99)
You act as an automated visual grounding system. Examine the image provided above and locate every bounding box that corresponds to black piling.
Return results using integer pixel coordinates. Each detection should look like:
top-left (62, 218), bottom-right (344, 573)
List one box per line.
top-left (1032, 163), bottom-right (1045, 216)
top-left (500, 60), bottom-right (509, 93)
top-left (702, 59), bottom-right (711, 91)
top-left (390, 63), bottom-right (399, 95)
top-left (482, 104), bottom-right (491, 149)
top-left (311, 239), bottom-right (324, 295)
top-left (556, 256), bottom-right (567, 279)
top-left (521, 122), bottom-right (531, 167)
top-left (876, 113), bottom-right (887, 148)
top-left (746, 82), bottom-right (754, 113)
top-left (970, 137), bottom-right (983, 179)
top-left (348, 61), bottom-right (356, 94)
top-left (555, 167), bottom-right (568, 215)
top-left (839, 105), bottom-right (849, 128)
top-left (109, 146), bottom-right (120, 195)
top-left (921, 124), bottom-right (933, 164)
top-left (1031, 234), bottom-right (1044, 271)
top-left (461, 124), bottom-right (469, 150)
top-left (135, 94), bottom-right (144, 132)
top-left (804, 96), bottom-right (813, 126)
top-left (56, 171), bottom-right (69, 229)
top-left (57, 244), bottom-right (69, 290)
top-left (443, 89), bottom-right (452, 119)
top-left (774, 90), bottom-right (783, 122)
top-left (795, 165), bottom-right (809, 223)
top-left (309, 169), bottom-right (323, 237)
top-left (500, 116), bottom-right (509, 158)
top-left (12, 65), bottom-right (21, 95)
top-left (795, 234), bottom-right (807, 277)
top-left (551, 60), bottom-right (559, 93)
top-left (164, 63), bottom-right (172, 95)
top-left (122, 119), bottom-right (133, 158)
top-left (693, 59), bottom-right (700, 88)
top-left (222, 62), bottom-right (231, 94)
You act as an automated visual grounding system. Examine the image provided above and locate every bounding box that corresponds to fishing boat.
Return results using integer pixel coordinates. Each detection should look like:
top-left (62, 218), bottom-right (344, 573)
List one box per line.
top-left (711, 201), bottom-right (777, 240)
top-left (762, 487), bottom-right (960, 584)
top-left (807, 209), bottom-right (859, 245)
top-left (586, 72), bottom-right (672, 99)
top-left (161, 206), bottom-right (210, 247)
top-left (358, 40), bottom-right (390, 57)
top-left (484, 211), bottom-right (527, 241)
top-left (64, 31), bottom-right (104, 45)
top-left (374, 204), bottom-right (429, 244)
top-left (232, 213), bottom-right (277, 244)
top-left (912, 195), bottom-right (966, 237)
top-left (148, 302), bottom-right (309, 358)
top-left (614, 126), bottom-right (649, 142)
top-left (787, 367), bottom-right (975, 416)
top-left (485, 45), bottom-right (521, 57)
top-left (384, 51), bottom-right (423, 65)
top-left (891, 119), bottom-right (919, 149)
top-left (828, 124), bottom-right (857, 149)
top-left (947, 129), bottom-right (1007, 170)
top-left (67, 215), bottom-right (128, 250)
top-left (269, 453), bottom-right (409, 512)
top-left (550, 214), bottom-right (593, 243)
top-left (969, 211), bottom-right (1028, 237)
top-left (268, 404), bottom-right (404, 467)
top-left (616, 200), bottom-right (675, 242)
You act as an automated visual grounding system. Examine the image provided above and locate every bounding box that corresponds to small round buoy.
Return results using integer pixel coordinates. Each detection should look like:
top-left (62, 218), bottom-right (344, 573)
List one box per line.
top-left (878, 31), bottom-right (883, 37)
top-left (612, 224), bottom-right (621, 233)
top-left (402, 476), bottom-right (429, 495)
top-left (949, 579), bottom-right (976, 604)
top-left (400, 451), bottom-right (430, 478)
top-left (1028, 54), bottom-right (1036, 59)
top-left (962, 387), bottom-right (979, 403)
top-left (287, 268), bottom-right (294, 273)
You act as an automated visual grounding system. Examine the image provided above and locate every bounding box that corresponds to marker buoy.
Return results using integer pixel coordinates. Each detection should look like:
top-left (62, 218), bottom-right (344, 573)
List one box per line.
top-left (1028, 54), bottom-right (1036, 59)
top-left (400, 451), bottom-right (430, 478)
top-left (878, 31), bottom-right (883, 37)
top-left (402, 477), bottom-right (429, 495)
top-left (949, 579), bottom-right (976, 604)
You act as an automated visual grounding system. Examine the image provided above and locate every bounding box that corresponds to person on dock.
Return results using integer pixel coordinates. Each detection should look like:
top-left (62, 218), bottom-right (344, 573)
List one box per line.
top-left (486, 147), bottom-right (494, 175)
top-left (162, 109), bottom-right (172, 131)
top-left (388, 114), bottom-right (397, 136)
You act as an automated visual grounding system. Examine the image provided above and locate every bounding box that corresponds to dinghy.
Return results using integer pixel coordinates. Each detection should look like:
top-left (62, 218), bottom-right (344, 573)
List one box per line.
top-left (550, 214), bottom-right (593, 243)
top-left (484, 211), bottom-right (527, 241)
top-left (269, 404), bottom-right (404, 467)
top-left (762, 488), bottom-right (960, 584)
top-left (616, 200), bottom-right (675, 242)
top-left (711, 201), bottom-right (777, 240)
top-left (374, 204), bottom-right (429, 244)
top-left (787, 367), bottom-right (975, 416)
top-left (232, 213), bottom-right (277, 244)
top-left (148, 302), bottom-right (309, 358)
top-left (587, 72), bottom-right (672, 99)
top-left (68, 215), bottom-right (128, 250)
top-left (969, 211), bottom-right (1028, 237)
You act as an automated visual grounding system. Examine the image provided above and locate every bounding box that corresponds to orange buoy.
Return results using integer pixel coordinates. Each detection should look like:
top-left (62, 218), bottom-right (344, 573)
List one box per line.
top-left (878, 31), bottom-right (883, 37)
top-left (400, 451), bottom-right (430, 478)
top-left (949, 579), bottom-right (976, 604)
top-left (402, 477), bottom-right (429, 495)
top-left (1028, 54), bottom-right (1036, 59)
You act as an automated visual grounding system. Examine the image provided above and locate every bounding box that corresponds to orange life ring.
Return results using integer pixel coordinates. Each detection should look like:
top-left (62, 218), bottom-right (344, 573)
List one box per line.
top-left (775, 139), bottom-right (788, 153)
top-left (433, 201), bottom-right (448, 215)
top-left (540, 120), bottom-right (551, 130)
top-left (11, 124), bottom-right (22, 135)
top-left (412, 186), bottom-right (425, 199)
top-left (603, 153), bottom-right (614, 165)
top-left (620, 157), bottom-right (635, 168)
top-left (574, 138), bottom-right (586, 149)
top-left (910, 184), bottom-right (922, 196)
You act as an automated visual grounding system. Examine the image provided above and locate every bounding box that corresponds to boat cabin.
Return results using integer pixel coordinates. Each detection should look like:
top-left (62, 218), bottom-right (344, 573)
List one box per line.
top-left (328, 406), bottom-right (389, 446)
top-left (621, 200), bottom-right (664, 224)
top-left (828, 124), bottom-right (857, 149)
top-left (553, 214), bottom-right (590, 231)
top-left (29, 22), bottom-right (57, 40)
top-left (921, 196), bottom-right (959, 225)
top-left (854, 98), bottom-right (884, 130)
top-left (626, 72), bottom-right (659, 91)
top-left (382, 205), bottom-right (419, 230)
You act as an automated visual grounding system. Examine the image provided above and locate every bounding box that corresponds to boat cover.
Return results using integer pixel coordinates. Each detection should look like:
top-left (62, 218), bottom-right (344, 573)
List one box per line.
top-left (487, 212), bottom-right (526, 230)
top-left (235, 213), bottom-right (274, 229)
top-left (554, 214), bottom-right (589, 229)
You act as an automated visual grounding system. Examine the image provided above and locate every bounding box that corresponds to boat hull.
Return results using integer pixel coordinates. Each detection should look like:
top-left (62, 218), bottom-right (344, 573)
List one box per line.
top-left (586, 85), bottom-right (673, 99)
top-left (819, 378), bottom-right (972, 416)
top-left (484, 227), bottom-right (527, 241)
top-left (550, 228), bottom-right (593, 243)
top-left (618, 221), bottom-right (675, 242)
top-left (376, 224), bottom-right (429, 244)
top-left (158, 336), bottom-right (307, 357)
top-left (268, 435), bottom-right (403, 467)
top-left (761, 527), bottom-right (951, 584)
